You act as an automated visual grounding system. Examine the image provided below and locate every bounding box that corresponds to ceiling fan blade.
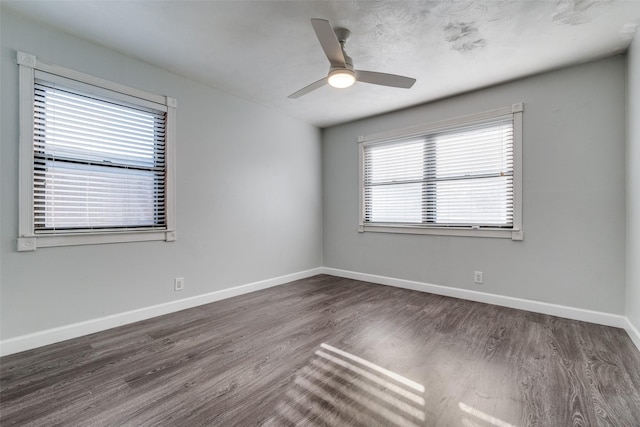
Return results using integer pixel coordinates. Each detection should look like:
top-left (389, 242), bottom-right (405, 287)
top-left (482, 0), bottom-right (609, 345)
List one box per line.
top-left (311, 18), bottom-right (346, 68)
top-left (356, 70), bottom-right (416, 88)
top-left (288, 77), bottom-right (328, 99)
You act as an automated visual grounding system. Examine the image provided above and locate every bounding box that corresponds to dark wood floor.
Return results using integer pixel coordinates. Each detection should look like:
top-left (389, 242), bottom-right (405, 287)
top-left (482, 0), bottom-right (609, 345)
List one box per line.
top-left (1, 275), bottom-right (640, 426)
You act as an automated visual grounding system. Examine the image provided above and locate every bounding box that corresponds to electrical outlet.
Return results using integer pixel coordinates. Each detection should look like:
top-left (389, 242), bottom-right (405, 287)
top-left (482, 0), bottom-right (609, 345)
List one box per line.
top-left (174, 277), bottom-right (184, 291)
top-left (474, 271), bottom-right (483, 284)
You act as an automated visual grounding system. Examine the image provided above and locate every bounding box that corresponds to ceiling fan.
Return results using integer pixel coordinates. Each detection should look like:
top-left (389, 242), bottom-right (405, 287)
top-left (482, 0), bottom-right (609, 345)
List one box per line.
top-left (288, 19), bottom-right (417, 99)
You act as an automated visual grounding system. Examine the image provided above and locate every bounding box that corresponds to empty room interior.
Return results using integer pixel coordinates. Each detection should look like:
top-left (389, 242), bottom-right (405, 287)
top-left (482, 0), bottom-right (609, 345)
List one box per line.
top-left (2, 1), bottom-right (640, 425)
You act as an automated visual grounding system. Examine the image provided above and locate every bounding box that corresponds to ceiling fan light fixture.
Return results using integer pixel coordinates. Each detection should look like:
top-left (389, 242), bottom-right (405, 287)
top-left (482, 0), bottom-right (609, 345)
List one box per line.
top-left (287, 19), bottom-right (415, 99)
top-left (328, 69), bottom-right (356, 88)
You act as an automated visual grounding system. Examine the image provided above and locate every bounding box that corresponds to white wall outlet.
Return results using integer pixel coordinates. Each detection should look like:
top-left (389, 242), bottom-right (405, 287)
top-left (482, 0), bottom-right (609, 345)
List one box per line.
top-left (474, 271), bottom-right (483, 284)
top-left (174, 277), bottom-right (184, 291)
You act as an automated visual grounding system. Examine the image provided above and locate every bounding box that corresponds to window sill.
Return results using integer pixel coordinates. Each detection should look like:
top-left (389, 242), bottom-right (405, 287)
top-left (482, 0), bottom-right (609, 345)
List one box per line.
top-left (17, 230), bottom-right (176, 251)
top-left (358, 224), bottom-right (523, 240)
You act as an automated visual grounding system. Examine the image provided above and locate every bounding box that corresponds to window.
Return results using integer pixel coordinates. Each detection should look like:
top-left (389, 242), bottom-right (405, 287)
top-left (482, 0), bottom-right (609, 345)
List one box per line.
top-left (359, 105), bottom-right (522, 240)
top-left (17, 52), bottom-right (176, 251)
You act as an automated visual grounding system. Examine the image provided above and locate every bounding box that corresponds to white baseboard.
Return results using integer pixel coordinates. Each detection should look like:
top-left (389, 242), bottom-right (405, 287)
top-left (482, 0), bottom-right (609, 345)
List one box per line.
top-left (0, 267), bottom-right (324, 357)
top-left (3, 267), bottom-right (639, 357)
top-left (320, 267), bottom-right (630, 330)
top-left (625, 318), bottom-right (640, 353)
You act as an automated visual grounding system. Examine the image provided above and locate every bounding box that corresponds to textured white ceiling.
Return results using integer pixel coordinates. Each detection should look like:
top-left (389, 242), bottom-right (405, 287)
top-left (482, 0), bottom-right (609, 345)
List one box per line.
top-left (4, 1), bottom-right (640, 127)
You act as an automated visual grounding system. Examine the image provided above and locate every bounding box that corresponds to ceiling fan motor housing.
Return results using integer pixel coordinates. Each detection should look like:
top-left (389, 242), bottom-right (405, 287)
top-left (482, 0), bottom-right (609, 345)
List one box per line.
top-left (328, 45), bottom-right (355, 88)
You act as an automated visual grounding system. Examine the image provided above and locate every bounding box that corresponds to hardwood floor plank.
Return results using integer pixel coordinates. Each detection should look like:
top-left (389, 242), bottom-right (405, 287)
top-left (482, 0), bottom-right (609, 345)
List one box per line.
top-left (1, 274), bottom-right (639, 426)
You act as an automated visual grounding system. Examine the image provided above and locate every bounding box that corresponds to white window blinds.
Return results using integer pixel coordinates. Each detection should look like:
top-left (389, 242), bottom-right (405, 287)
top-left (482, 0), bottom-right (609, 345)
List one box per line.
top-left (33, 79), bottom-right (167, 233)
top-left (363, 117), bottom-right (514, 228)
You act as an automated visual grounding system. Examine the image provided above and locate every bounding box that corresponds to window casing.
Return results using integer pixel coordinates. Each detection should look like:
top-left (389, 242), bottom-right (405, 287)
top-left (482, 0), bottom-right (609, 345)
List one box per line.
top-left (359, 104), bottom-right (523, 240)
top-left (18, 52), bottom-right (176, 251)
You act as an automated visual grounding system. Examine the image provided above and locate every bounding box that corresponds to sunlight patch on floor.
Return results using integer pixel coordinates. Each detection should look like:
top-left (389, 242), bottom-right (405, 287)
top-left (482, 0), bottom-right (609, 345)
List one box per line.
top-left (459, 401), bottom-right (517, 427)
top-left (266, 342), bottom-right (427, 426)
top-left (319, 343), bottom-right (425, 392)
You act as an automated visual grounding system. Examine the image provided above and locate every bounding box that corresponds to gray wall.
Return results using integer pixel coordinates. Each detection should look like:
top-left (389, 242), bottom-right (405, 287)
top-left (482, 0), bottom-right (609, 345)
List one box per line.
top-left (628, 31), bottom-right (640, 330)
top-left (323, 57), bottom-right (627, 314)
top-left (0, 10), bottom-right (323, 340)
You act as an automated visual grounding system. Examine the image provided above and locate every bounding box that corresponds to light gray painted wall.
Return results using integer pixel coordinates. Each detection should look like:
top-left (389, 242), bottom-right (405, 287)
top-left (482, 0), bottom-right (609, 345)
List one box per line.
top-left (0, 10), bottom-right (323, 340)
top-left (627, 32), bottom-right (640, 330)
top-left (323, 57), bottom-right (627, 314)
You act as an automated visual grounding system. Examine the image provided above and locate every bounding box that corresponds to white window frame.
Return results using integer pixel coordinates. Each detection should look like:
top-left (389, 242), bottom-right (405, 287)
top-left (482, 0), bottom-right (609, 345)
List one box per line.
top-left (17, 52), bottom-right (177, 251)
top-left (358, 104), bottom-right (523, 240)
